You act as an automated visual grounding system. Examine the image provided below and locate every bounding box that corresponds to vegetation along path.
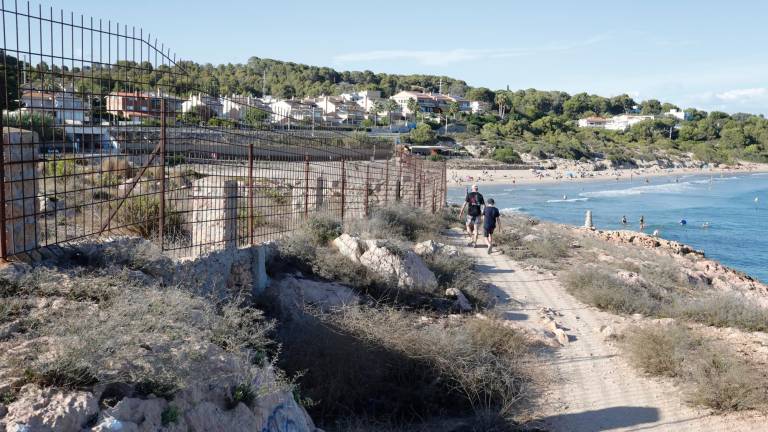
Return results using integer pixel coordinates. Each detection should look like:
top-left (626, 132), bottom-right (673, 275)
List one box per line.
top-left (448, 230), bottom-right (766, 431)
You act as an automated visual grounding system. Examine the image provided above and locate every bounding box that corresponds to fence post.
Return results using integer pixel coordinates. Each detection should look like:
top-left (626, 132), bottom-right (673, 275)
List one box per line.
top-left (364, 163), bottom-right (370, 217)
top-left (340, 159), bottom-right (346, 221)
top-left (0, 109), bottom-right (6, 261)
top-left (396, 156), bottom-right (402, 202)
top-left (412, 158), bottom-right (417, 207)
top-left (304, 155), bottom-right (310, 218)
top-left (159, 98), bottom-right (166, 249)
top-left (248, 141), bottom-right (255, 245)
top-left (431, 178), bottom-right (436, 213)
top-left (384, 158), bottom-right (389, 206)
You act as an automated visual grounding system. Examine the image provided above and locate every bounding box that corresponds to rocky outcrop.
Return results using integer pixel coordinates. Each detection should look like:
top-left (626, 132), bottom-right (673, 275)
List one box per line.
top-left (589, 230), bottom-right (705, 257)
top-left (3, 366), bottom-right (317, 432)
top-left (3, 386), bottom-right (99, 432)
top-left (332, 235), bottom-right (439, 293)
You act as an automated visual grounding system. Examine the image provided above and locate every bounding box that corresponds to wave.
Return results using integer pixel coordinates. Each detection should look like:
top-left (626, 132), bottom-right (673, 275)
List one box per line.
top-left (580, 182), bottom-right (695, 198)
top-left (751, 172), bottom-right (768, 176)
top-left (546, 197), bottom-right (589, 203)
top-left (500, 207), bottom-right (523, 214)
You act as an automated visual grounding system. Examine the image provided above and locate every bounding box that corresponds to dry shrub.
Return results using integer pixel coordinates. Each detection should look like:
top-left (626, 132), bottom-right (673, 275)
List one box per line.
top-left (347, 205), bottom-right (443, 241)
top-left (17, 284), bottom-right (272, 392)
top-left (305, 214), bottom-right (343, 245)
top-left (425, 252), bottom-right (495, 308)
top-left (666, 294), bottom-right (768, 332)
top-left (115, 195), bottom-right (185, 239)
top-left (623, 323), bottom-right (768, 412)
top-left (277, 306), bottom-right (535, 428)
top-left (100, 157), bottom-right (134, 178)
top-left (560, 268), bottom-right (660, 315)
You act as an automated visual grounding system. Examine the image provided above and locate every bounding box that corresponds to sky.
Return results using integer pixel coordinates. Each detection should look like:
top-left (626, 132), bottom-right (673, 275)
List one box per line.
top-left (31, 0), bottom-right (768, 114)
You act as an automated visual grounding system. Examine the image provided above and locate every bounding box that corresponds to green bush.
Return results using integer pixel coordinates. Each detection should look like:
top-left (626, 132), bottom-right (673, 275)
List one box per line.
top-left (161, 405), bottom-right (180, 426)
top-left (227, 383), bottom-right (256, 409)
top-left (305, 214), bottom-right (343, 245)
top-left (491, 147), bottom-right (522, 164)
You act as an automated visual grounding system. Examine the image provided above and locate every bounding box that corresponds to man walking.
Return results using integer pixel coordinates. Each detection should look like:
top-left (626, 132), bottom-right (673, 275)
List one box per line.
top-left (459, 184), bottom-right (485, 247)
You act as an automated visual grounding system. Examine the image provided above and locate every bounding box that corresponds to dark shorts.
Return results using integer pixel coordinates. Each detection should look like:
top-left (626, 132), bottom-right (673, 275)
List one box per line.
top-left (466, 215), bottom-right (481, 226)
top-left (484, 225), bottom-right (496, 236)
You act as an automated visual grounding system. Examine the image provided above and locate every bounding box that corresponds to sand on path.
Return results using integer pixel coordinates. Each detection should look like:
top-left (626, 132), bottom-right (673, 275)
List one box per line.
top-left (448, 230), bottom-right (767, 431)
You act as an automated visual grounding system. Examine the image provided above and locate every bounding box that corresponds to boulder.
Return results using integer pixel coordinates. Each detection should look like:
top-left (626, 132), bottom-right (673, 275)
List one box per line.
top-left (269, 275), bottom-right (359, 318)
top-left (413, 240), bottom-right (458, 257)
top-left (3, 385), bottom-right (98, 432)
top-left (359, 241), bottom-right (438, 292)
top-left (445, 288), bottom-right (472, 312)
top-left (332, 234), bottom-right (364, 263)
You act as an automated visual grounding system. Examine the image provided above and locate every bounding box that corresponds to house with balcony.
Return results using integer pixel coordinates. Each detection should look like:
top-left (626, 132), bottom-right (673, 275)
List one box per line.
top-left (314, 96), bottom-right (366, 124)
top-left (577, 116), bottom-right (609, 128)
top-left (106, 91), bottom-right (182, 122)
top-left (181, 93), bottom-right (224, 118)
top-left (269, 99), bottom-right (322, 125)
top-left (20, 90), bottom-right (89, 124)
top-left (220, 94), bottom-right (270, 120)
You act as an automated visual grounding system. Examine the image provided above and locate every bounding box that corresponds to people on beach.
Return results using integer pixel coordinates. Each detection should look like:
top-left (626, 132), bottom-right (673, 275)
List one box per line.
top-left (458, 184), bottom-right (485, 247)
top-left (483, 199), bottom-right (501, 254)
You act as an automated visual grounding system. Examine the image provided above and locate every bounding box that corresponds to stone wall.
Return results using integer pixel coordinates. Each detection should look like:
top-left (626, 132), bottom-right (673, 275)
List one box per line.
top-left (190, 177), bottom-right (238, 255)
top-left (1, 127), bottom-right (40, 256)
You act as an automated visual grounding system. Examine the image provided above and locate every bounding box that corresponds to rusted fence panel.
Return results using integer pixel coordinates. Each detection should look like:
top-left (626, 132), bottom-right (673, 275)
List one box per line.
top-left (0, 1), bottom-right (446, 259)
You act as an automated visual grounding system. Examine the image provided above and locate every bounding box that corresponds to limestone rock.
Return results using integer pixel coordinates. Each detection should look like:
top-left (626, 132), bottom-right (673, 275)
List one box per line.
top-left (616, 271), bottom-right (645, 287)
top-left (3, 385), bottom-right (98, 432)
top-left (269, 275), bottom-right (359, 318)
top-left (554, 328), bottom-right (570, 346)
top-left (413, 240), bottom-right (458, 257)
top-left (600, 325), bottom-right (615, 339)
top-left (97, 397), bottom-right (167, 430)
top-left (359, 241), bottom-right (438, 292)
top-left (332, 234), bottom-right (363, 263)
top-left (445, 288), bottom-right (472, 312)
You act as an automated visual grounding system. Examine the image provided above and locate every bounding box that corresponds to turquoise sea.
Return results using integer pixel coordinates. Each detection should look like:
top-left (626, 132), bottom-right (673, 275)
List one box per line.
top-left (448, 173), bottom-right (768, 282)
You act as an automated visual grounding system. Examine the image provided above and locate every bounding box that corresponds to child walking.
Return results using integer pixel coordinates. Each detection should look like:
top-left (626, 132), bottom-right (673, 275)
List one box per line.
top-left (483, 198), bottom-right (501, 254)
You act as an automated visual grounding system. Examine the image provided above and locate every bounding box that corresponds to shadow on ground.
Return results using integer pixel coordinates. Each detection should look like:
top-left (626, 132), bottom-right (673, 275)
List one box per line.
top-left (537, 406), bottom-right (660, 431)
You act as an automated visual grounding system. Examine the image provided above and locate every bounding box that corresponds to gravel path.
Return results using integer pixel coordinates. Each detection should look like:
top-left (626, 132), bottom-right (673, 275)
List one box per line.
top-left (450, 231), bottom-right (767, 431)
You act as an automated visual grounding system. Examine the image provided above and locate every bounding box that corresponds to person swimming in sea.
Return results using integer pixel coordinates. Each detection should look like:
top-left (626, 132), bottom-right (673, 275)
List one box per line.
top-left (639, 215), bottom-right (645, 230)
top-left (621, 215), bottom-right (628, 225)
top-left (702, 222), bottom-right (711, 229)
top-left (680, 219), bottom-right (687, 226)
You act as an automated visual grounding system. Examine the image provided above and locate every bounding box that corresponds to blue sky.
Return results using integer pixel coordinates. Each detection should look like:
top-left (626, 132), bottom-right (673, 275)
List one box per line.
top-left (55, 1), bottom-right (768, 114)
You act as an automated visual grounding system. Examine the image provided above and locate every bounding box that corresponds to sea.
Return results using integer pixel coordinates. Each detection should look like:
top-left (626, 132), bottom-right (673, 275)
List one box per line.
top-left (448, 172), bottom-right (768, 282)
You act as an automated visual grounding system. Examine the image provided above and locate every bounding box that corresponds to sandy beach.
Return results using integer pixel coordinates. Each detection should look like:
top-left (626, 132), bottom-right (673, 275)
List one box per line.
top-left (448, 161), bottom-right (768, 187)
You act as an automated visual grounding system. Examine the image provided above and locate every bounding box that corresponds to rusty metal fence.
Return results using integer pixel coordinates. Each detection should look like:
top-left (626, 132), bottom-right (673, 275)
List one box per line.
top-left (0, 1), bottom-right (446, 259)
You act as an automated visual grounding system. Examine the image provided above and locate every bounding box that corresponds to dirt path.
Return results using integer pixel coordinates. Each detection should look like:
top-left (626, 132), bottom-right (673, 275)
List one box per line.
top-left (449, 231), bottom-right (767, 431)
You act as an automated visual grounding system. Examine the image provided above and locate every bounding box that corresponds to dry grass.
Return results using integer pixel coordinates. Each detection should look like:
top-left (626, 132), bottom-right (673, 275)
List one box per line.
top-left (562, 267), bottom-right (768, 332)
top-left (1, 251), bottom-right (274, 401)
top-left (425, 252), bottom-right (495, 308)
top-left (560, 268), bottom-right (661, 315)
top-left (276, 306), bottom-right (536, 429)
top-left (623, 323), bottom-right (768, 412)
top-left (345, 204), bottom-right (451, 242)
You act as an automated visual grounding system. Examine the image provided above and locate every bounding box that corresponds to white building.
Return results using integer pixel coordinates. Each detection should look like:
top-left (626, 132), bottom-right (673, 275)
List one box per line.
top-left (577, 116), bottom-right (609, 128)
top-left (313, 96), bottom-right (365, 123)
top-left (604, 114), bottom-right (655, 131)
top-left (220, 95), bottom-right (270, 120)
top-left (182, 93), bottom-right (223, 117)
top-left (269, 100), bottom-right (322, 125)
top-left (664, 109), bottom-right (690, 121)
top-left (470, 100), bottom-right (491, 114)
top-left (20, 90), bottom-right (89, 124)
